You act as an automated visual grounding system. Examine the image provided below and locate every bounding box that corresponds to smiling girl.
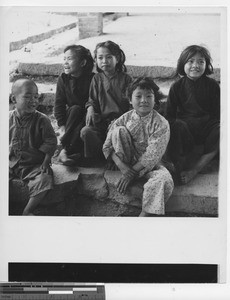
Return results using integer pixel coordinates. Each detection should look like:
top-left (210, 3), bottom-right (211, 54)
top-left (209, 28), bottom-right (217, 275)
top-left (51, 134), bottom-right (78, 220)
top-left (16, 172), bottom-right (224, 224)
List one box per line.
top-left (54, 45), bottom-right (94, 165)
top-left (103, 77), bottom-right (174, 217)
top-left (165, 45), bottom-right (220, 184)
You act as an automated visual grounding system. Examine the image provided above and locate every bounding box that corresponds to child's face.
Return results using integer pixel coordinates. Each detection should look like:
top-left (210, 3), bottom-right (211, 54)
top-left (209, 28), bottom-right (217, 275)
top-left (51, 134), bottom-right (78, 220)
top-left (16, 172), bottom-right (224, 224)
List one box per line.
top-left (96, 47), bottom-right (118, 75)
top-left (131, 87), bottom-right (155, 117)
top-left (184, 53), bottom-right (206, 80)
top-left (63, 49), bottom-right (85, 77)
top-left (14, 82), bottom-right (38, 115)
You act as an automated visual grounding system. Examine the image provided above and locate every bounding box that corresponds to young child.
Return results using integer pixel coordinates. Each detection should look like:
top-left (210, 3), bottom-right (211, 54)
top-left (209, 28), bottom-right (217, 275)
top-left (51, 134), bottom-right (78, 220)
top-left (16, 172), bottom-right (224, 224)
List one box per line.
top-left (9, 78), bottom-right (57, 215)
top-left (80, 40), bottom-right (132, 162)
top-left (54, 45), bottom-right (94, 165)
top-left (103, 77), bottom-right (174, 217)
top-left (165, 45), bottom-right (220, 184)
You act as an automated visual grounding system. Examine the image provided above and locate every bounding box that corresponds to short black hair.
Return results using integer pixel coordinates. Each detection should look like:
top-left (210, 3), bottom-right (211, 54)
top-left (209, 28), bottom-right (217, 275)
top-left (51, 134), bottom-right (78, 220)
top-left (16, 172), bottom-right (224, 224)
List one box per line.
top-left (64, 44), bottom-right (94, 74)
top-left (11, 78), bottom-right (38, 96)
top-left (176, 45), bottom-right (213, 76)
top-left (127, 77), bottom-right (163, 107)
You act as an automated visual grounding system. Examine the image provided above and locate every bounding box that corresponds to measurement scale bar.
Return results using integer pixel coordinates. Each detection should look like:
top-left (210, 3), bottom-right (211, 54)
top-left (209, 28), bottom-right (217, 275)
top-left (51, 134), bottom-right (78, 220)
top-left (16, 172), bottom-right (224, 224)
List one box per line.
top-left (0, 282), bottom-right (105, 300)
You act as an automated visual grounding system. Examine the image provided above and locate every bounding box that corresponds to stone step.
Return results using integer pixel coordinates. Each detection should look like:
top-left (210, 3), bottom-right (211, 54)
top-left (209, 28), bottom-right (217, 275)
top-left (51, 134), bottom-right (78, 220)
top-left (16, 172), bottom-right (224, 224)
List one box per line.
top-left (8, 78), bottom-right (172, 114)
top-left (11, 62), bottom-right (220, 82)
top-left (9, 80), bottom-right (172, 99)
top-left (165, 173), bottom-right (218, 215)
top-left (9, 163), bottom-right (218, 216)
top-left (80, 167), bottom-right (218, 216)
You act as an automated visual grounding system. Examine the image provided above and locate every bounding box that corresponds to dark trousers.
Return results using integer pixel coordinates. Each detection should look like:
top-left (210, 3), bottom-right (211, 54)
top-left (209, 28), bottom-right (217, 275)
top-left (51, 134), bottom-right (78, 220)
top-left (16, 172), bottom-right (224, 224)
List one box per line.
top-left (80, 115), bottom-right (118, 159)
top-left (61, 105), bottom-right (85, 155)
top-left (167, 118), bottom-right (220, 170)
top-left (80, 125), bottom-right (107, 159)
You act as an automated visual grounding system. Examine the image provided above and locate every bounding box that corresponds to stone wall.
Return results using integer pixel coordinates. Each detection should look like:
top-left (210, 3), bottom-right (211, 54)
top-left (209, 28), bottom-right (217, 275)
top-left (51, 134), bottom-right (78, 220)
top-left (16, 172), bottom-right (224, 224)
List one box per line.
top-left (10, 23), bottom-right (77, 52)
top-left (13, 62), bottom-right (221, 81)
top-left (78, 13), bottom-right (103, 40)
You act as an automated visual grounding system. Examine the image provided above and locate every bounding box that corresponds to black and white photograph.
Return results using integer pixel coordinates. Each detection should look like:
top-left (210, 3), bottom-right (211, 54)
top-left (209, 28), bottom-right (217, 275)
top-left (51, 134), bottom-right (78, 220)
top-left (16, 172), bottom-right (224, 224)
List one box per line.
top-left (7, 7), bottom-right (222, 218)
top-left (0, 0), bottom-right (229, 296)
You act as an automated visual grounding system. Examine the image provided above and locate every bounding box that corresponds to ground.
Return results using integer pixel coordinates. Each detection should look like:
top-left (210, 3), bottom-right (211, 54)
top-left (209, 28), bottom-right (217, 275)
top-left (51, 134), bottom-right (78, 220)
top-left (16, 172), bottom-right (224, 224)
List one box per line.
top-left (9, 11), bottom-right (220, 67)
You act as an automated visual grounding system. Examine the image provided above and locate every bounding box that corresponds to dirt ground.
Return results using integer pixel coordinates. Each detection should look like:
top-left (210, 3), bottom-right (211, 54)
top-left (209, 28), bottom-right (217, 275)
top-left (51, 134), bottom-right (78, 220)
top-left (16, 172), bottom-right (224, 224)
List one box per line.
top-left (8, 11), bottom-right (221, 68)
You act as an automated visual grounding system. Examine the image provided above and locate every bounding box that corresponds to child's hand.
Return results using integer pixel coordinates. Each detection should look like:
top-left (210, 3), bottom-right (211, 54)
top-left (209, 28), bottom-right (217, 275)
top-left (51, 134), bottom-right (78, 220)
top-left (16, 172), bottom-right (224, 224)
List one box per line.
top-left (41, 154), bottom-right (52, 174)
top-left (110, 153), bottom-right (137, 194)
top-left (119, 161), bottom-right (137, 179)
top-left (86, 106), bottom-right (95, 126)
top-left (116, 175), bottom-right (134, 195)
top-left (40, 161), bottom-right (51, 174)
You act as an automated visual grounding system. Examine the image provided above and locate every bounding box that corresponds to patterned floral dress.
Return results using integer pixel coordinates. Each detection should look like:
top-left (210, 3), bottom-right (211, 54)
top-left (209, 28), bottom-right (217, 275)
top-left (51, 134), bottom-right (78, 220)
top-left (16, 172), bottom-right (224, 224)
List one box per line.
top-left (103, 109), bottom-right (174, 215)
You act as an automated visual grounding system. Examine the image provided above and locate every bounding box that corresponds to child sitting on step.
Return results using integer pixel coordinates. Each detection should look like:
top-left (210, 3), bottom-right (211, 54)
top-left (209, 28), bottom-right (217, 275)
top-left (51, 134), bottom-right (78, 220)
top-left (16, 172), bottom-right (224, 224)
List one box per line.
top-left (103, 77), bottom-right (174, 217)
top-left (9, 78), bottom-right (57, 215)
top-left (80, 40), bottom-right (132, 164)
top-left (55, 45), bottom-right (94, 165)
top-left (165, 45), bottom-right (220, 184)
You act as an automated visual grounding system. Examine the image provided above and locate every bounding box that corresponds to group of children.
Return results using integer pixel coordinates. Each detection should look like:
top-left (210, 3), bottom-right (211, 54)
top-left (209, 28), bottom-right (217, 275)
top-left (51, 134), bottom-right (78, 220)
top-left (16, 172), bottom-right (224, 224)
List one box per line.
top-left (9, 41), bottom-right (220, 216)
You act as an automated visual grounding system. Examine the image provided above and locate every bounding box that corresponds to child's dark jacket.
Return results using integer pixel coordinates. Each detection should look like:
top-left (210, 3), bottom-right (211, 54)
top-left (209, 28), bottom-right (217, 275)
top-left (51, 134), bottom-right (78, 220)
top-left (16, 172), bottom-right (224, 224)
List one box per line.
top-left (9, 110), bottom-right (57, 169)
top-left (166, 75), bottom-right (220, 125)
top-left (54, 73), bottom-right (94, 127)
top-left (85, 71), bottom-right (132, 122)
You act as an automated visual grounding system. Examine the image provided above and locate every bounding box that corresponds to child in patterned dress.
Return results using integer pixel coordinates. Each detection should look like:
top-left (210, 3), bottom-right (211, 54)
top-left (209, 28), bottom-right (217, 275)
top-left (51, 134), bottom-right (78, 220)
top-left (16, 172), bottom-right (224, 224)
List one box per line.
top-left (103, 77), bottom-right (174, 217)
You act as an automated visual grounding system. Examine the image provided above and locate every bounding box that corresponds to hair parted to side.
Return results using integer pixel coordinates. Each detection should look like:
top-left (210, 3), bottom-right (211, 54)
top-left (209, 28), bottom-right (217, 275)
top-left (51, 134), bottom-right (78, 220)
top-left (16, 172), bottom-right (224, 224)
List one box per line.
top-left (94, 40), bottom-right (127, 73)
top-left (127, 77), bottom-right (164, 107)
top-left (176, 45), bottom-right (213, 76)
top-left (64, 44), bottom-right (94, 74)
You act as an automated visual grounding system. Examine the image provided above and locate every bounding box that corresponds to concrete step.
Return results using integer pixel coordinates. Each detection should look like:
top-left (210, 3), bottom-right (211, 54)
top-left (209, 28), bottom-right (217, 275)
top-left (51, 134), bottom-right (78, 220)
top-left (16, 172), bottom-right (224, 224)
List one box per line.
top-left (9, 80), bottom-right (170, 112)
top-left (9, 162), bottom-right (218, 217)
top-left (165, 173), bottom-right (218, 215)
top-left (11, 62), bottom-right (220, 82)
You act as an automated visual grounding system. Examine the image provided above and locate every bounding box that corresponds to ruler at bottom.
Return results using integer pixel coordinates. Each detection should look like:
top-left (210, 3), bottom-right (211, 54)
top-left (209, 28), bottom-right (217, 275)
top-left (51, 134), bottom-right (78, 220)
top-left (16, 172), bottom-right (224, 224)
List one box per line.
top-left (0, 282), bottom-right (105, 300)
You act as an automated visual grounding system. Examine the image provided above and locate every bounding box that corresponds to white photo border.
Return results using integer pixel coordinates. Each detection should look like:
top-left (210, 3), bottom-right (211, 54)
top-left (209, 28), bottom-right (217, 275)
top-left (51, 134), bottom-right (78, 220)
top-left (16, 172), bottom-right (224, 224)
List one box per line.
top-left (0, 0), bottom-right (229, 298)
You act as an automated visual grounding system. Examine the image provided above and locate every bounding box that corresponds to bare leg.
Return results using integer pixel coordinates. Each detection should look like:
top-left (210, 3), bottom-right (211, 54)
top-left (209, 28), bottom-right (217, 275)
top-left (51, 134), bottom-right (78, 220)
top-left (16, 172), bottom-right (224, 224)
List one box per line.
top-left (180, 149), bottom-right (218, 184)
top-left (139, 210), bottom-right (161, 217)
top-left (22, 190), bottom-right (49, 215)
top-left (139, 211), bottom-right (153, 217)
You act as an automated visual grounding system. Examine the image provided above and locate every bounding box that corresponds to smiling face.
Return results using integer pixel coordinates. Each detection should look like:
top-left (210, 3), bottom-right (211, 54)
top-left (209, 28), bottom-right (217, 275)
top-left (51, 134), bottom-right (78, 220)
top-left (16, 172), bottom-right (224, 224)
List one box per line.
top-left (96, 47), bottom-right (118, 76)
top-left (184, 52), bottom-right (206, 80)
top-left (131, 87), bottom-right (155, 117)
top-left (63, 49), bottom-right (85, 77)
top-left (14, 81), bottom-right (39, 116)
